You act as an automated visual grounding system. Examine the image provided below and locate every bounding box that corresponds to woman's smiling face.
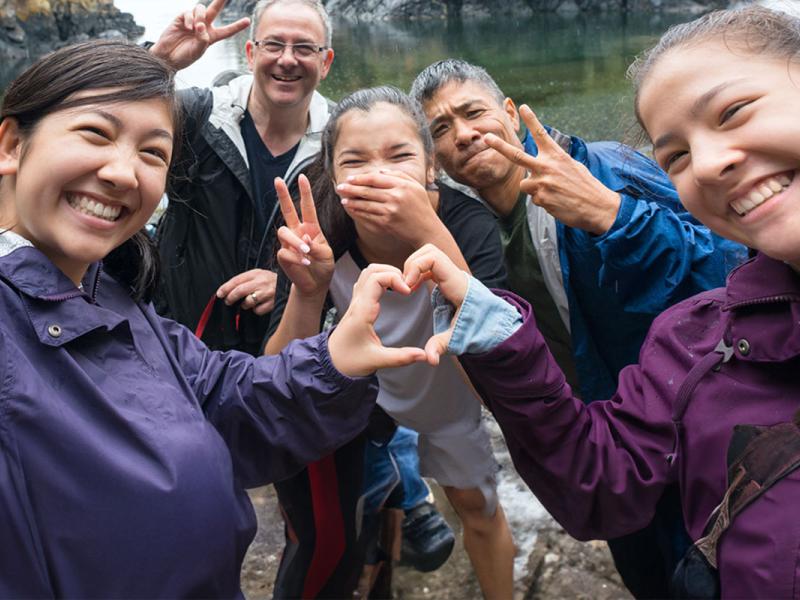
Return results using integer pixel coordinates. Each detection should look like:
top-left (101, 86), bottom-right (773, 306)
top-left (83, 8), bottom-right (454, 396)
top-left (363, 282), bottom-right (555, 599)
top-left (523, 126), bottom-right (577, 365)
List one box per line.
top-left (0, 92), bottom-right (174, 284)
top-left (639, 40), bottom-right (800, 269)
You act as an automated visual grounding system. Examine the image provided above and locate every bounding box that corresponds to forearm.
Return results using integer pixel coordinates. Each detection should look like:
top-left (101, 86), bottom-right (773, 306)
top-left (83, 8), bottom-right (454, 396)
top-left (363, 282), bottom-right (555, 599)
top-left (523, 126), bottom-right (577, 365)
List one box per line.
top-left (457, 290), bottom-right (675, 539)
top-left (418, 223), bottom-right (470, 273)
top-left (264, 285), bottom-right (326, 354)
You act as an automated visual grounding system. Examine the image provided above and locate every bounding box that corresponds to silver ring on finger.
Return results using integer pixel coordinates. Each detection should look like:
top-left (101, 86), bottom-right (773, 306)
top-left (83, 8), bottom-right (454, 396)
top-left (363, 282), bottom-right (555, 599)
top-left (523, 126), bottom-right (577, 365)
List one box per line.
top-left (250, 291), bottom-right (259, 303)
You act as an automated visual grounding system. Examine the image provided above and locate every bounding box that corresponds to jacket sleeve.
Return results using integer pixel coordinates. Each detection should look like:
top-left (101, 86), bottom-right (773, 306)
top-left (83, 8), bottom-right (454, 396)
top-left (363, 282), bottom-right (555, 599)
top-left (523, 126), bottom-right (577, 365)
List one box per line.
top-left (152, 305), bottom-right (378, 488)
top-left (0, 329), bottom-right (54, 597)
top-left (459, 290), bottom-right (678, 540)
top-left (580, 142), bottom-right (746, 313)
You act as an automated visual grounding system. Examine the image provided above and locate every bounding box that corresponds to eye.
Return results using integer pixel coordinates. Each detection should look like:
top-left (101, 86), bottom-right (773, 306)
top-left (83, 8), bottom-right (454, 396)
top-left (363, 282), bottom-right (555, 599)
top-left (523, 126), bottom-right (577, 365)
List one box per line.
top-left (80, 126), bottom-right (110, 139)
top-left (143, 147), bottom-right (170, 164)
top-left (663, 150), bottom-right (688, 173)
top-left (392, 152), bottom-right (415, 161)
top-left (466, 109), bottom-right (485, 119)
top-left (292, 44), bottom-right (317, 58)
top-left (719, 101), bottom-right (750, 125)
top-left (431, 124), bottom-right (449, 139)
top-left (339, 159), bottom-right (364, 167)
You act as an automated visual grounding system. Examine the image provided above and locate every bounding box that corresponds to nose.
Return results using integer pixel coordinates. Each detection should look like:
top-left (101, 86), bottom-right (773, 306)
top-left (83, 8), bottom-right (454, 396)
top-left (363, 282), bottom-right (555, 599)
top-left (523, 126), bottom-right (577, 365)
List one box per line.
top-left (691, 135), bottom-right (745, 186)
top-left (97, 149), bottom-right (138, 191)
top-left (276, 46), bottom-right (299, 67)
top-left (452, 118), bottom-right (480, 149)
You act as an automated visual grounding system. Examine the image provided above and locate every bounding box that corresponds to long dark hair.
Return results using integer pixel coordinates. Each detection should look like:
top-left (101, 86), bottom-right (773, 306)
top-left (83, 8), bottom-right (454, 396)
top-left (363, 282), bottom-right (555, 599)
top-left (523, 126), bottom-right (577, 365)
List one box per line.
top-left (315, 85), bottom-right (434, 256)
top-left (0, 39), bottom-right (181, 302)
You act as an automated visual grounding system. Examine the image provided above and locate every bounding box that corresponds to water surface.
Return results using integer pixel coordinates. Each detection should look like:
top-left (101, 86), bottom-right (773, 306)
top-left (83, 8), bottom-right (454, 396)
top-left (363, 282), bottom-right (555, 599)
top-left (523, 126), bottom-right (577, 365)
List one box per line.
top-left (2, 2), bottom-right (698, 142)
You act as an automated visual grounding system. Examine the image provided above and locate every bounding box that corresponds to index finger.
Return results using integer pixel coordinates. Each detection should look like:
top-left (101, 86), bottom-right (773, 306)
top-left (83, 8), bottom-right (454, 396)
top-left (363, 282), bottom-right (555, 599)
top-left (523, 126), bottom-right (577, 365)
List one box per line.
top-left (204, 0), bottom-right (227, 21)
top-left (297, 174), bottom-right (319, 227)
top-left (275, 177), bottom-right (300, 230)
top-left (483, 132), bottom-right (537, 170)
top-left (518, 104), bottom-right (563, 155)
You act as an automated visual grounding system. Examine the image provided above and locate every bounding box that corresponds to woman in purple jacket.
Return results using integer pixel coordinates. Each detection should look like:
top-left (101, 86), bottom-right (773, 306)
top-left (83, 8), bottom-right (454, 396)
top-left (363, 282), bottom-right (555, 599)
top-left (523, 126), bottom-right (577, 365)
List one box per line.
top-left (403, 6), bottom-right (800, 597)
top-left (0, 40), bottom-right (429, 597)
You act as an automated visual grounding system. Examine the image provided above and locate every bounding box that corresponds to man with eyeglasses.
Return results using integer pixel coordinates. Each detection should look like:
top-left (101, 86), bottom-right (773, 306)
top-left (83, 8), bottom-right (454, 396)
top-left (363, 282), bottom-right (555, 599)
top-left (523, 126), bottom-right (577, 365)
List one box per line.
top-left (150, 2), bottom-right (456, 598)
top-left (150, 0), bottom-right (333, 356)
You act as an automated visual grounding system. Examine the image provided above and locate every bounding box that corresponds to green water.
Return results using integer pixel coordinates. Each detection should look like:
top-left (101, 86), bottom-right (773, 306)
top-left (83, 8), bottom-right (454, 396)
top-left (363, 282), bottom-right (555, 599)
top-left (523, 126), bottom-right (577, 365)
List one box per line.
top-left (1, 10), bottom-right (697, 143)
top-left (319, 12), bottom-right (692, 143)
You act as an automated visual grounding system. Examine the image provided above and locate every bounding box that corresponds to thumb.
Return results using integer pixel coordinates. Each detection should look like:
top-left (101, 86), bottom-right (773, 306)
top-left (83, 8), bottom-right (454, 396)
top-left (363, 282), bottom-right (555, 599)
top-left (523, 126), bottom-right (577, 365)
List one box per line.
top-left (374, 346), bottom-right (428, 370)
top-left (424, 331), bottom-right (452, 366)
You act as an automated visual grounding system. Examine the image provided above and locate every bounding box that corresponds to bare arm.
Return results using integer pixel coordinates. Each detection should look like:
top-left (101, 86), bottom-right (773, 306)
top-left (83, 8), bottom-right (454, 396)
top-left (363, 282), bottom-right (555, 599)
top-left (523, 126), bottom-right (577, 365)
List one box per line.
top-left (264, 175), bottom-right (334, 354)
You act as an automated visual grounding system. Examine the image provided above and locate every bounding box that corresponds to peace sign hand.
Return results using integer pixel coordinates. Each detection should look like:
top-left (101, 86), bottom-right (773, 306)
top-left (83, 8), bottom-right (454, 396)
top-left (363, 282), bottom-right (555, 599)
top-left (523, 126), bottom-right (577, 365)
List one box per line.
top-left (151, 0), bottom-right (251, 71)
top-left (484, 104), bottom-right (621, 235)
top-left (275, 174), bottom-right (335, 299)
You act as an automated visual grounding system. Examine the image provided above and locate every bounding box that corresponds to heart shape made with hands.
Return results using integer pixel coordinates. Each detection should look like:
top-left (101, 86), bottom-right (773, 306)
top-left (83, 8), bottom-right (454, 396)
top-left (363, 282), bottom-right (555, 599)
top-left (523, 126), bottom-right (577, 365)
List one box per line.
top-left (326, 246), bottom-right (469, 377)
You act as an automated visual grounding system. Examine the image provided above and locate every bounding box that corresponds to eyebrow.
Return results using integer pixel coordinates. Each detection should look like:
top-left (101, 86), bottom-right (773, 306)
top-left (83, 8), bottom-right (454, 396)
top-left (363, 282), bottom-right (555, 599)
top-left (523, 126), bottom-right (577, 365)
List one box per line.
top-left (653, 79), bottom-right (746, 151)
top-left (91, 109), bottom-right (173, 141)
top-left (429, 100), bottom-right (483, 128)
top-left (337, 142), bottom-right (415, 158)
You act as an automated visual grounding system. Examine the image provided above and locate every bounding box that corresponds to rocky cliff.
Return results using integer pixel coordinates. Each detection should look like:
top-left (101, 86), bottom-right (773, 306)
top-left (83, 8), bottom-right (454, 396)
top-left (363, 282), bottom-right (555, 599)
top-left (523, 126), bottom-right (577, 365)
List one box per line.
top-left (224, 0), bottom-right (728, 20)
top-left (0, 0), bottom-right (142, 60)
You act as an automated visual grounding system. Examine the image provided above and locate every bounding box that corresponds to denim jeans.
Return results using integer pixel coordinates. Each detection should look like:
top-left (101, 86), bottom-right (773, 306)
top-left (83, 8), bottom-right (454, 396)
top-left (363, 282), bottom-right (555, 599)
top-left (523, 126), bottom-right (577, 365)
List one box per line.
top-left (363, 426), bottom-right (429, 515)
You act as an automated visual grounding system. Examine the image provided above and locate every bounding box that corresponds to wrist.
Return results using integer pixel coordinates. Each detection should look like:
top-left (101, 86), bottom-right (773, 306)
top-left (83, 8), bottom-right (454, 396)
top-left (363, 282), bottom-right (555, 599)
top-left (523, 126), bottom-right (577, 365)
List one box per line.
top-left (590, 191), bottom-right (622, 235)
top-left (292, 283), bottom-right (328, 304)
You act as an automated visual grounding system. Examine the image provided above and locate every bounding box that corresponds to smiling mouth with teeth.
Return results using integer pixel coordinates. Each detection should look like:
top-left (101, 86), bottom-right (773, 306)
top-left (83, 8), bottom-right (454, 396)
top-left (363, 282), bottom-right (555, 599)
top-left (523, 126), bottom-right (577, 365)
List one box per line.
top-left (272, 74), bottom-right (301, 82)
top-left (730, 173), bottom-right (793, 217)
top-left (66, 193), bottom-right (122, 222)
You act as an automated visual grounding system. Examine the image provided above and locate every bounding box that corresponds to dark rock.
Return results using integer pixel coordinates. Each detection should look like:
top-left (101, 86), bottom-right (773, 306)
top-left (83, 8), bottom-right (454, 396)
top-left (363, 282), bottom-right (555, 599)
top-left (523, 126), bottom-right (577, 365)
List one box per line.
top-left (0, 1), bottom-right (144, 61)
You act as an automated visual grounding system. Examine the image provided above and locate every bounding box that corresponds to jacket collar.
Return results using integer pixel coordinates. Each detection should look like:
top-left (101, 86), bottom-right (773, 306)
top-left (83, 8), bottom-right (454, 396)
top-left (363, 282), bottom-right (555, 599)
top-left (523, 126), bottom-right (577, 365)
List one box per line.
top-left (0, 233), bottom-right (125, 347)
top-left (724, 253), bottom-right (800, 310)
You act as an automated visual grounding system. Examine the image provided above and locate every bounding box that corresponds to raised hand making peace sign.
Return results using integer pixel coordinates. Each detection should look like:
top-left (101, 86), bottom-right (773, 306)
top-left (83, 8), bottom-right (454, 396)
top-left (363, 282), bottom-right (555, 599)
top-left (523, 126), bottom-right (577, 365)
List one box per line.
top-left (151, 0), bottom-right (251, 71)
top-left (274, 174), bottom-right (335, 300)
top-left (484, 104), bottom-right (622, 235)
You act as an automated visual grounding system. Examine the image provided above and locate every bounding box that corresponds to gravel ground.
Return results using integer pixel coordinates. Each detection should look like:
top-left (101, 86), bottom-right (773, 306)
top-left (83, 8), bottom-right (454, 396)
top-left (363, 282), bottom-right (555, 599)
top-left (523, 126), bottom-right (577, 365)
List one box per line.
top-left (240, 413), bottom-right (631, 599)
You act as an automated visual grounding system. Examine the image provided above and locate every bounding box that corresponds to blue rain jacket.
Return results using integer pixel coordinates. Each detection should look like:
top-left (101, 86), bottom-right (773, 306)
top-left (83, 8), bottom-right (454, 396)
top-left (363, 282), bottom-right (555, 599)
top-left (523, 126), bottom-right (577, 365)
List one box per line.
top-left (0, 240), bottom-right (377, 598)
top-left (525, 131), bottom-right (747, 399)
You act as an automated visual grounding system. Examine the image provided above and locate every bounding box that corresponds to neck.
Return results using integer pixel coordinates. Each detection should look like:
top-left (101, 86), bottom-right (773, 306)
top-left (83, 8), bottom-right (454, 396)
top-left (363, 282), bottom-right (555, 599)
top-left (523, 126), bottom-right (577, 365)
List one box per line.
top-left (477, 164), bottom-right (526, 217)
top-left (247, 91), bottom-right (311, 156)
top-left (355, 226), bottom-right (414, 269)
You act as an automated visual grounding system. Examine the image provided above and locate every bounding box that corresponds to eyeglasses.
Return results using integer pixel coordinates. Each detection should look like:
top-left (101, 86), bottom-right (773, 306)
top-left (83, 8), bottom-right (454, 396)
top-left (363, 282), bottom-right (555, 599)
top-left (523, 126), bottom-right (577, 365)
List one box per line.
top-left (252, 39), bottom-right (327, 59)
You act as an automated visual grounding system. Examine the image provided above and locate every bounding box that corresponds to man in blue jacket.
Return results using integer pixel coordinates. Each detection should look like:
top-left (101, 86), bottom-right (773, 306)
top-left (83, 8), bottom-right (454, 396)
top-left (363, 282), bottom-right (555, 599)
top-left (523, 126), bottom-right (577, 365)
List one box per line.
top-left (411, 59), bottom-right (746, 598)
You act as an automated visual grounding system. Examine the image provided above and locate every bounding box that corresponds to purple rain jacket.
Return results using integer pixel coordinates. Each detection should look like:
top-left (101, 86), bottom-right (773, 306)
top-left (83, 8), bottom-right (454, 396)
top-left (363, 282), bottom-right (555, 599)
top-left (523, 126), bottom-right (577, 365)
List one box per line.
top-left (0, 240), bottom-right (378, 598)
top-left (460, 253), bottom-right (800, 598)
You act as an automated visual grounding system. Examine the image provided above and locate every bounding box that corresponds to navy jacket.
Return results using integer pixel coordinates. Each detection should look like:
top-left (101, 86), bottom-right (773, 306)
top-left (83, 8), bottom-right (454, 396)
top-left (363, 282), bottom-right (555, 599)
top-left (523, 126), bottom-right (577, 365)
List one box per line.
top-left (0, 234), bottom-right (377, 598)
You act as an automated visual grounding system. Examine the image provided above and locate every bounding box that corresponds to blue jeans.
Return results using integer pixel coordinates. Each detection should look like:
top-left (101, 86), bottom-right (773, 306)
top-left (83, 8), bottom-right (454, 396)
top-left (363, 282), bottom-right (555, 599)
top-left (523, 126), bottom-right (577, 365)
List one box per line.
top-left (363, 426), bottom-right (429, 515)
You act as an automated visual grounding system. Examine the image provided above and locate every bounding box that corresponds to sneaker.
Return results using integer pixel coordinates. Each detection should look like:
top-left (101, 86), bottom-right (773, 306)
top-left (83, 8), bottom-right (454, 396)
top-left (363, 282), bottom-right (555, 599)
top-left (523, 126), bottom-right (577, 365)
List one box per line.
top-left (400, 501), bottom-right (456, 572)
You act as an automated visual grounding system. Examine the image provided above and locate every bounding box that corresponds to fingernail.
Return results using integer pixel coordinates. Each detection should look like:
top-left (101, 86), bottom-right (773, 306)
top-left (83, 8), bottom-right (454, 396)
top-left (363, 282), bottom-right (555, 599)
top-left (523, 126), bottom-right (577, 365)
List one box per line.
top-left (336, 183), bottom-right (345, 190)
top-left (216, 289), bottom-right (223, 298)
top-left (346, 175), bottom-right (355, 181)
top-left (340, 198), bottom-right (349, 205)
top-left (300, 243), bottom-right (311, 254)
top-left (301, 258), bottom-right (311, 266)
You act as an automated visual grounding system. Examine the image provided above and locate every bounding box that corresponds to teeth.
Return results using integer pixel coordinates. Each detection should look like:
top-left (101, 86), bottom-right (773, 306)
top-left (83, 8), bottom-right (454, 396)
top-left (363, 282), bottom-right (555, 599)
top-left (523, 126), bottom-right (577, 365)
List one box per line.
top-left (66, 193), bottom-right (122, 222)
top-left (730, 174), bottom-right (792, 217)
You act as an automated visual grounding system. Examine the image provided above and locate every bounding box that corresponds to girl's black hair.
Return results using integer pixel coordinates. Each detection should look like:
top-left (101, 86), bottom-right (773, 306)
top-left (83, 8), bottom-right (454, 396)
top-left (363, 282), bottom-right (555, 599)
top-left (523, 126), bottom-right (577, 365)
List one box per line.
top-left (1, 39), bottom-right (181, 302)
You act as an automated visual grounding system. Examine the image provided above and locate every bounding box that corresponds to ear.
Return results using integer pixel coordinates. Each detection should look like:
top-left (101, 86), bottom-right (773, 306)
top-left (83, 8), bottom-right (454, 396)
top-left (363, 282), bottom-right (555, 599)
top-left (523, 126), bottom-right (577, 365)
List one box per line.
top-left (245, 39), bottom-right (256, 72)
top-left (426, 163), bottom-right (436, 187)
top-left (503, 97), bottom-right (520, 133)
top-left (319, 48), bottom-right (334, 81)
top-left (0, 119), bottom-right (21, 176)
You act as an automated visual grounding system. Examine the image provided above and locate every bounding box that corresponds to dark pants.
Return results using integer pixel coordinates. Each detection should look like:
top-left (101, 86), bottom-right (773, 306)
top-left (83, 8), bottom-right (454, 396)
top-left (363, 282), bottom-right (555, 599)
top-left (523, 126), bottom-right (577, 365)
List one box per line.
top-left (607, 485), bottom-right (691, 598)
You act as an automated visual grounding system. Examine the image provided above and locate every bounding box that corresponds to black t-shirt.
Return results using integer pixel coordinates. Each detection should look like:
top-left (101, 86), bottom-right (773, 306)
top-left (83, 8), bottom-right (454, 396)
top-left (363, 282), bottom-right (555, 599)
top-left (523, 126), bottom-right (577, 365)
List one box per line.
top-left (241, 110), bottom-right (300, 233)
top-left (264, 182), bottom-right (507, 342)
